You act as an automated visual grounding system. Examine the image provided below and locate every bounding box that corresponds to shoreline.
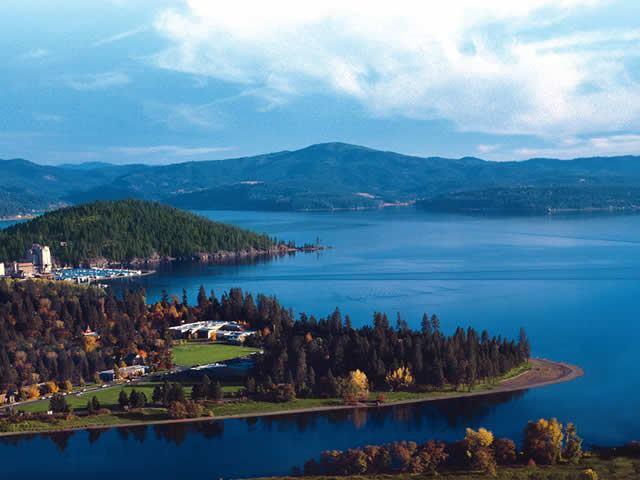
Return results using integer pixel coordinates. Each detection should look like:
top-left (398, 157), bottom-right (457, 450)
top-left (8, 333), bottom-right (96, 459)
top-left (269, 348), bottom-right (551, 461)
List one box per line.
top-left (0, 358), bottom-right (582, 438)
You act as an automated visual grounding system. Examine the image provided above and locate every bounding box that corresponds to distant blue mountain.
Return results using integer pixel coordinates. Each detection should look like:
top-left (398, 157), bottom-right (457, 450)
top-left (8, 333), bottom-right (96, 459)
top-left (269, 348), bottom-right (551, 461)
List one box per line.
top-left (2, 142), bottom-right (640, 215)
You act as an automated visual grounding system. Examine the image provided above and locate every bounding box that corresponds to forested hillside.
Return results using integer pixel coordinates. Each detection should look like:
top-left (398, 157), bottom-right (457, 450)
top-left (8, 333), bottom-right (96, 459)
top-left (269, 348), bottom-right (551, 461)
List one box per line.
top-left (4, 143), bottom-right (640, 215)
top-left (418, 186), bottom-right (640, 214)
top-left (0, 200), bottom-right (275, 265)
top-left (0, 280), bottom-right (172, 392)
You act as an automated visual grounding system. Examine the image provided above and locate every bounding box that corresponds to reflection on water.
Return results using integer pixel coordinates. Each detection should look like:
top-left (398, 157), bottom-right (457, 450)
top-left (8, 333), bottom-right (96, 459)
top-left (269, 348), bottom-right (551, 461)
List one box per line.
top-left (0, 389), bottom-right (524, 454)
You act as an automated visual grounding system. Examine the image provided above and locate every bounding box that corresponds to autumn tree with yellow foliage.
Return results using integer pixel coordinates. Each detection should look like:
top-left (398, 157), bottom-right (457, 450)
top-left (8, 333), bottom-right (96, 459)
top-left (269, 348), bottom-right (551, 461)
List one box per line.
top-left (523, 417), bottom-right (564, 465)
top-left (385, 366), bottom-right (414, 390)
top-left (465, 427), bottom-right (497, 476)
top-left (338, 369), bottom-right (369, 403)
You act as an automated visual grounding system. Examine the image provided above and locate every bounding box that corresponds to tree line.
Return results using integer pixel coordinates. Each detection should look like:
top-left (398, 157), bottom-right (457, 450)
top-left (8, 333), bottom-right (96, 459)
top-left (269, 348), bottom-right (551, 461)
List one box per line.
top-left (0, 281), bottom-right (529, 406)
top-left (301, 418), bottom-right (588, 477)
top-left (190, 286), bottom-right (530, 398)
top-left (249, 306), bottom-right (530, 397)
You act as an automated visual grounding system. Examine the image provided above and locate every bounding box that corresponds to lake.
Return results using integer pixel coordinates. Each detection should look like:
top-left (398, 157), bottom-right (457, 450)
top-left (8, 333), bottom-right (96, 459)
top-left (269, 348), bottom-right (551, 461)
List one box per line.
top-left (2, 208), bottom-right (640, 478)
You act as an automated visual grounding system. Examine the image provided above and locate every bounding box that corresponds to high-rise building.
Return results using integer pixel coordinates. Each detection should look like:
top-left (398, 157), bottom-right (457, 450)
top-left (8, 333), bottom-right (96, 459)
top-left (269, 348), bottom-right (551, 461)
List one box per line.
top-left (30, 244), bottom-right (53, 274)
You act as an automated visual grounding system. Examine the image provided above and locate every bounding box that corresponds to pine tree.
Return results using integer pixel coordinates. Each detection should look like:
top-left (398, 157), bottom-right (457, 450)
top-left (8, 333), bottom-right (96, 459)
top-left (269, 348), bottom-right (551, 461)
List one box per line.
top-left (152, 384), bottom-right (163, 404)
top-left (118, 390), bottom-right (129, 410)
top-left (197, 285), bottom-right (208, 309)
top-left (211, 381), bottom-right (223, 402)
top-left (421, 313), bottom-right (432, 335)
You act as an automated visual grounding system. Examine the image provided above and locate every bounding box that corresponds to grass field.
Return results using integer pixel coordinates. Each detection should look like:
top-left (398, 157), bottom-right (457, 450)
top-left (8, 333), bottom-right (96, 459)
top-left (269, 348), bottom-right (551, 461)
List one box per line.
top-left (17, 384), bottom-right (159, 413)
top-left (172, 343), bottom-right (260, 367)
top-left (16, 383), bottom-right (244, 414)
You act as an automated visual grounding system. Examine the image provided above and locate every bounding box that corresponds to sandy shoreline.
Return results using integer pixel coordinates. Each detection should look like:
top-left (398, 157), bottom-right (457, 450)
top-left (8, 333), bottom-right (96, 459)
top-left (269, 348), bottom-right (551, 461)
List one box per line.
top-left (0, 358), bottom-right (582, 438)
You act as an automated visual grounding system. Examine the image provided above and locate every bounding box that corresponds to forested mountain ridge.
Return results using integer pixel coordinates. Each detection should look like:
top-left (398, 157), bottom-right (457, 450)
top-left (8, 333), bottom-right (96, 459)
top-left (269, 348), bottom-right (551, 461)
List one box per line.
top-left (0, 200), bottom-right (276, 266)
top-left (3, 143), bottom-right (640, 214)
top-left (0, 158), bottom-right (147, 217)
top-left (418, 185), bottom-right (640, 214)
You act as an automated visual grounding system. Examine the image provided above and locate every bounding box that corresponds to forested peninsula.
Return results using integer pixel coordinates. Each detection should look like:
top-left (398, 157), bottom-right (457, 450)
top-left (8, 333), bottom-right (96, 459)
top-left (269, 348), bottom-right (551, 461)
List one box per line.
top-left (0, 199), bottom-right (283, 266)
top-left (0, 280), bottom-right (550, 436)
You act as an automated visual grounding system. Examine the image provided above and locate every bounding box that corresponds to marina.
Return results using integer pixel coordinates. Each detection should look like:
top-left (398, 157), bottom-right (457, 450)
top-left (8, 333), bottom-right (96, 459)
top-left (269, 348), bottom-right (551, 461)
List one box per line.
top-left (53, 267), bottom-right (148, 283)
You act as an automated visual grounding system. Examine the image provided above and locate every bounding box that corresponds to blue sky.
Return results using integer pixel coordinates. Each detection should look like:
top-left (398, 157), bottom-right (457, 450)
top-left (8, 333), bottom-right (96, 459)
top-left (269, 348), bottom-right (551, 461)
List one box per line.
top-left (2, 0), bottom-right (640, 164)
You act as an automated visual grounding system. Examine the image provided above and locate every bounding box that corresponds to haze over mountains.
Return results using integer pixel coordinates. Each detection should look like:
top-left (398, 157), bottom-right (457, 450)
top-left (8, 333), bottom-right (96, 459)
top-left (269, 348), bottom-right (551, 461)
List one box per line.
top-left (3, 142), bottom-right (640, 216)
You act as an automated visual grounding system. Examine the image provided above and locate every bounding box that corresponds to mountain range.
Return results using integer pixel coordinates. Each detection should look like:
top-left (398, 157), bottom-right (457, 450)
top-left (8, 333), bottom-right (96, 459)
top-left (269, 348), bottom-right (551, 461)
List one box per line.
top-left (3, 142), bottom-right (640, 216)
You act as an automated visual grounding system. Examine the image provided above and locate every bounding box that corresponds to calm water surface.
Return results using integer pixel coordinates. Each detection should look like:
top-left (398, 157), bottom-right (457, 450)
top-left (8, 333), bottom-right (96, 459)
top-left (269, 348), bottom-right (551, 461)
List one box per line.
top-left (2, 209), bottom-right (639, 478)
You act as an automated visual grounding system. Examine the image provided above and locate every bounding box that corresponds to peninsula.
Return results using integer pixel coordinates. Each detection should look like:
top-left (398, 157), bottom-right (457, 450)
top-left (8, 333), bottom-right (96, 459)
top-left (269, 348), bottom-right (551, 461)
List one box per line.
top-left (0, 199), bottom-right (319, 267)
top-left (0, 280), bottom-right (581, 437)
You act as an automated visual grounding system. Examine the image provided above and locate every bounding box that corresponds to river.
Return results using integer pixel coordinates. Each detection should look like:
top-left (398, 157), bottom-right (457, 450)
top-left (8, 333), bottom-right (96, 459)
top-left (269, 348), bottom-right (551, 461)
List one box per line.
top-left (2, 208), bottom-right (639, 478)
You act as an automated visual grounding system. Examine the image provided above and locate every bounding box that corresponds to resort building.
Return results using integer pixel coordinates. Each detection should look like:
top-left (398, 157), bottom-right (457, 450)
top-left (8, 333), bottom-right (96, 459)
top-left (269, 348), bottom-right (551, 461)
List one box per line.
top-left (5, 244), bottom-right (54, 278)
top-left (169, 321), bottom-right (233, 339)
top-left (8, 261), bottom-right (36, 278)
top-left (98, 365), bottom-right (148, 382)
top-left (168, 320), bottom-right (256, 343)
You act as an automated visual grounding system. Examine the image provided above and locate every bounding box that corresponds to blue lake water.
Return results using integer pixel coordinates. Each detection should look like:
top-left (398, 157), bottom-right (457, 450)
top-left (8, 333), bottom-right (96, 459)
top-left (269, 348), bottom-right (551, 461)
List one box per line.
top-left (2, 208), bottom-right (640, 478)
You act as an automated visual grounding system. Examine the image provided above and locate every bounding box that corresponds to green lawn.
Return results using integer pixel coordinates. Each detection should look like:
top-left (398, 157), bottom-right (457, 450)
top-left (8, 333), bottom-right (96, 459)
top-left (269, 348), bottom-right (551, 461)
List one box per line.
top-left (206, 397), bottom-right (344, 417)
top-left (17, 382), bottom-right (245, 414)
top-left (17, 384), bottom-right (159, 413)
top-left (172, 342), bottom-right (260, 367)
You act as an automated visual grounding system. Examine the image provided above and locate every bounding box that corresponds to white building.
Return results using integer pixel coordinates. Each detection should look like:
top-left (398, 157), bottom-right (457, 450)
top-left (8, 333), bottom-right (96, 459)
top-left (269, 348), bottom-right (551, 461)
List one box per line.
top-left (31, 244), bottom-right (52, 274)
top-left (0, 263), bottom-right (4, 277)
top-left (169, 320), bottom-right (238, 339)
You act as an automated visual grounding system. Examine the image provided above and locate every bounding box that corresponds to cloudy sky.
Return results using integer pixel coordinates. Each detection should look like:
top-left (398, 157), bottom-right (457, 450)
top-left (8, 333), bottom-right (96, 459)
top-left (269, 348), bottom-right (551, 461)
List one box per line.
top-left (2, 0), bottom-right (640, 164)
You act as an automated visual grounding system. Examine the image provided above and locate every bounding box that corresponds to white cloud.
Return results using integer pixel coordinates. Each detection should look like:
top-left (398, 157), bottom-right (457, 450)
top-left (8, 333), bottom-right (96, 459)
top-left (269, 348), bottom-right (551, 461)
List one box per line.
top-left (20, 48), bottom-right (50, 60)
top-left (513, 134), bottom-right (640, 159)
top-left (65, 72), bottom-right (130, 91)
top-left (477, 144), bottom-right (501, 154)
top-left (92, 26), bottom-right (149, 47)
top-left (151, 0), bottom-right (640, 139)
top-left (143, 101), bottom-right (223, 130)
top-left (33, 113), bottom-right (63, 123)
top-left (111, 145), bottom-right (234, 157)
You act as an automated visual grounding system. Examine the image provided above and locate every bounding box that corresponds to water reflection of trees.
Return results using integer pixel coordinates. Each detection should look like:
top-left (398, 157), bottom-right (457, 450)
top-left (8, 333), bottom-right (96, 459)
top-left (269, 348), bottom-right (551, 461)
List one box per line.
top-left (152, 420), bottom-right (224, 446)
top-left (50, 430), bottom-right (75, 452)
top-left (321, 391), bottom-right (525, 432)
top-left (116, 425), bottom-right (147, 443)
top-left (0, 390), bottom-right (526, 455)
top-left (88, 428), bottom-right (105, 444)
top-left (0, 432), bottom-right (38, 447)
top-left (239, 391), bottom-right (527, 436)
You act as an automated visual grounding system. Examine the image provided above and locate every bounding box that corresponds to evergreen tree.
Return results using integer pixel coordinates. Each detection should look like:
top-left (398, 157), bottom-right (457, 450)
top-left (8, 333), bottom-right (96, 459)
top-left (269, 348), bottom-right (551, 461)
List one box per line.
top-left (197, 285), bottom-right (208, 309)
top-left (211, 381), bottom-right (223, 402)
top-left (118, 390), bottom-right (129, 410)
top-left (49, 394), bottom-right (70, 414)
